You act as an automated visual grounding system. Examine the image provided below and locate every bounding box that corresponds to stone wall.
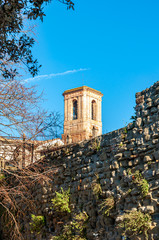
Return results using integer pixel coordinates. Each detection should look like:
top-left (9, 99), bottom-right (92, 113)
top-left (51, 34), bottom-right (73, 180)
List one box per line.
top-left (9, 81), bottom-right (159, 239)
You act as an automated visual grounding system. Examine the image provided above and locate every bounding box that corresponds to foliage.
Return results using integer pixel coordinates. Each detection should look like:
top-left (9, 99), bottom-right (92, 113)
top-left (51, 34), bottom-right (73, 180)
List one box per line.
top-left (119, 210), bottom-right (151, 239)
top-left (73, 211), bottom-right (88, 234)
top-left (131, 115), bottom-right (137, 122)
top-left (130, 107), bottom-right (137, 123)
top-left (92, 183), bottom-right (102, 198)
top-left (91, 138), bottom-right (101, 152)
top-left (132, 171), bottom-right (149, 197)
top-left (51, 188), bottom-right (71, 213)
top-left (53, 211), bottom-right (88, 240)
top-left (91, 174), bottom-right (102, 198)
top-left (139, 179), bottom-right (149, 198)
top-left (126, 189), bottom-right (132, 195)
top-left (29, 214), bottom-right (45, 234)
top-left (99, 196), bottom-right (115, 216)
top-left (127, 168), bottom-right (132, 175)
top-left (119, 142), bottom-right (123, 148)
top-left (0, 0), bottom-right (74, 79)
top-left (132, 170), bottom-right (142, 183)
top-left (123, 126), bottom-right (127, 134)
top-left (0, 0), bottom-right (74, 239)
top-left (121, 125), bottom-right (128, 140)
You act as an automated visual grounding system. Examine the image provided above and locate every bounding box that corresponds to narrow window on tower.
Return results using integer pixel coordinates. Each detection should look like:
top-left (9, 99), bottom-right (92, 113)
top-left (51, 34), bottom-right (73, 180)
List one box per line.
top-left (92, 100), bottom-right (96, 120)
top-left (73, 100), bottom-right (78, 120)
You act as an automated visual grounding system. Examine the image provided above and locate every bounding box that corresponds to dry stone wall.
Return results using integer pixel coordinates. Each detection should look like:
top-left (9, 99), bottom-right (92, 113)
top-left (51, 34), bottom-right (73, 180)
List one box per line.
top-left (16, 81), bottom-right (159, 240)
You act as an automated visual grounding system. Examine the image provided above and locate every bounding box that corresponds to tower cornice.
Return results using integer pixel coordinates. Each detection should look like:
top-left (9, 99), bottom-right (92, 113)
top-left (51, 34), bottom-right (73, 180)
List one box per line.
top-left (63, 86), bottom-right (103, 97)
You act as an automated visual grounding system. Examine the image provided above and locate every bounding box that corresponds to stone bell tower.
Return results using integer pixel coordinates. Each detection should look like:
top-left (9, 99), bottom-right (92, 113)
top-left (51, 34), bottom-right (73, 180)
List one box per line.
top-left (62, 86), bottom-right (103, 144)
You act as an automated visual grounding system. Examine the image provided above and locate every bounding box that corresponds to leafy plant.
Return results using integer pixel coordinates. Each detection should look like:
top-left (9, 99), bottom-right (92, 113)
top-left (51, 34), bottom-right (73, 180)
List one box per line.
top-left (124, 126), bottom-right (128, 134)
top-left (140, 179), bottom-right (149, 197)
top-left (121, 124), bottom-right (128, 140)
top-left (92, 183), bottom-right (102, 198)
top-left (147, 161), bottom-right (152, 165)
top-left (130, 107), bottom-right (137, 123)
top-left (126, 189), bottom-right (132, 195)
top-left (119, 210), bottom-right (151, 239)
top-left (51, 188), bottom-right (71, 213)
top-left (132, 170), bottom-right (142, 183)
top-left (127, 168), bottom-right (132, 175)
top-left (91, 138), bottom-right (101, 152)
top-left (119, 142), bottom-right (123, 148)
top-left (29, 214), bottom-right (45, 234)
top-left (130, 115), bottom-right (137, 122)
top-left (91, 174), bottom-right (102, 198)
top-left (132, 171), bottom-right (149, 197)
top-left (73, 211), bottom-right (88, 234)
top-left (53, 211), bottom-right (88, 240)
top-left (99, 196), bottom-right (115, 216)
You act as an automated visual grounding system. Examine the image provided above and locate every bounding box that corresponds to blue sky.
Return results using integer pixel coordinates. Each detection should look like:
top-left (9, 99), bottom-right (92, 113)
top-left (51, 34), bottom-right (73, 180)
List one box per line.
top-left (25, 0), bottom-right (159, 134)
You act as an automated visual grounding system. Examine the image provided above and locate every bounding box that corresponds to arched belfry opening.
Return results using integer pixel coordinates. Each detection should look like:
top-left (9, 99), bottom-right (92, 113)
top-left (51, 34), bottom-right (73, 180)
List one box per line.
top-left (62, 86), bottom-right (103, 144)
top-left (91, 100), bottom-right (96, 120)
top-left (73, 99), bottom-right (78, 120)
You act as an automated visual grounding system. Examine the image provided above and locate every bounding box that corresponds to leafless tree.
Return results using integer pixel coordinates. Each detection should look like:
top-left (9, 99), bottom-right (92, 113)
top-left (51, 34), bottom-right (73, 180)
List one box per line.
top-left (0, 0), bottom-right (75, 238)
top-left (0, 159), bottom-right (56, 240)
top-left (0, 77), bottom-right (45, 137)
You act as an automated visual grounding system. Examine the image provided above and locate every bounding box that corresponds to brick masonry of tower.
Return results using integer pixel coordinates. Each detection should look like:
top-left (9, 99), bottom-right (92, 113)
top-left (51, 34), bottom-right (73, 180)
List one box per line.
top-left (62, 86), bottom-right (103, 144)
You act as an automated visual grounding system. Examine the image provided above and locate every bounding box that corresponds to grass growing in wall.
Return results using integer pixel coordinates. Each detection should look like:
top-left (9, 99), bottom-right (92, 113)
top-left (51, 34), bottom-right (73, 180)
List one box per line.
top-left (51, 188), bottom-right (71, 213)
top-left (132, 170), bottom-right (149, 198)
top-left (99, 196), bottom-right (115, 216)
top-left (118, 210), bottom-right (151, 240)
top-left (91, 174), bottom-right (102, 199)
top-left (140, 179), bottom-right (149, 198)
top-left (91, 138), bottom-right (101, 152)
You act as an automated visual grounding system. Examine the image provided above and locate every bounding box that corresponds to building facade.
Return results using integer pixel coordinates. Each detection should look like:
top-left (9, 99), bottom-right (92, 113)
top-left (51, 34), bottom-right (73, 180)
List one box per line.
top-left (62, 86), bottom-right (103, 144)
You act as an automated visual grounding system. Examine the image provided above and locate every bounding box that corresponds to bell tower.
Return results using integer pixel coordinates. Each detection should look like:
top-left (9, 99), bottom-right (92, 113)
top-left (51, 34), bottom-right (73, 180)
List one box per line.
top-left (62, 86), bottom-right (103, 144)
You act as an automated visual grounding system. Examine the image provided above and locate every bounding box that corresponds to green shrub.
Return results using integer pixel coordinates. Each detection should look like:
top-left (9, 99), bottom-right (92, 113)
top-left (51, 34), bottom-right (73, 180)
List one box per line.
top-left (29, 214), bottom-right (45, 234)
top-left (51, 188), bottom-right (71, 213)
top-left (119, 210), bottom-right (151, 239)
top-left (53, 211), bottom-right (88, 240)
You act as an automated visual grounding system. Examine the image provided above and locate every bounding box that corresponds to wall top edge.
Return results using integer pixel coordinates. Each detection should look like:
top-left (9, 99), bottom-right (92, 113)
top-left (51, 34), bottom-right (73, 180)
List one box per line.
top-left (135, 81), bottom-right (159, 98)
